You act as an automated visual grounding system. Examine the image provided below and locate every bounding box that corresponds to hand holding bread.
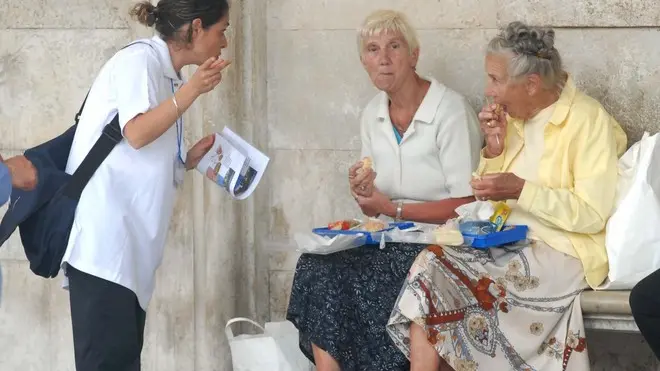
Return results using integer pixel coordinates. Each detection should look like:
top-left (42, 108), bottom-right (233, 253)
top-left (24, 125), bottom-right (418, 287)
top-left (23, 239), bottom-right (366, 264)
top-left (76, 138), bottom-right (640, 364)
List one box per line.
top-left (478, 103), bottom-right (507, 158)
top-left (349, 156), bottom-right (375, 198)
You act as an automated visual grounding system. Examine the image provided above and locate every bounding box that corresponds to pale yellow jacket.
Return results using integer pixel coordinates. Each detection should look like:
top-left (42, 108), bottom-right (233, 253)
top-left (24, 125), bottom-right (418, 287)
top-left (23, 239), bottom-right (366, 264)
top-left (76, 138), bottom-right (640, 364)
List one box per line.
top-left (477, 76), bottom-right (628, 288)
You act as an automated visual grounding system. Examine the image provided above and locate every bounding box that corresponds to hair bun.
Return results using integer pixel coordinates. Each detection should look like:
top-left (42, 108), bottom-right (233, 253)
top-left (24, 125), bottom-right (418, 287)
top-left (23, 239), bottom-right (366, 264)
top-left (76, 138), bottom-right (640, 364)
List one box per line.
top-left (130, 1), bottom-right (159, 28)
top-left (504, 21), bottom-right (555, 58)
top-left (530, 28), bottom-right (555, 50)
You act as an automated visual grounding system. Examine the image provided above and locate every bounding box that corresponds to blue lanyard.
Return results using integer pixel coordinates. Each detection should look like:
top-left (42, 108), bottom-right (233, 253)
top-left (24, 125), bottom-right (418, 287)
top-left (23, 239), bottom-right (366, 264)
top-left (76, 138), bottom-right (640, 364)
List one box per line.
top-left (171, 79), bottom-right (184, 163)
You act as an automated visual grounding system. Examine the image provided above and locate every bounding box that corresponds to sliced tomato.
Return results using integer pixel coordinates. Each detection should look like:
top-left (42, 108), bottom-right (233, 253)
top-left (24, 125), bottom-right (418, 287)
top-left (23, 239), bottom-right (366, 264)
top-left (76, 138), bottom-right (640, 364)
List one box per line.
top-left (328, 220), bottom-right (352, 230)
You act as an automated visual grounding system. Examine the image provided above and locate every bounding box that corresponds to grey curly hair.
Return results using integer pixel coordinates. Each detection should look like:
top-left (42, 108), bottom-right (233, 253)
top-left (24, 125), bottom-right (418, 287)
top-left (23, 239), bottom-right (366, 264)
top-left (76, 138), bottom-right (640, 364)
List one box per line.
top-left (487, 21), bottom-right (564, 89)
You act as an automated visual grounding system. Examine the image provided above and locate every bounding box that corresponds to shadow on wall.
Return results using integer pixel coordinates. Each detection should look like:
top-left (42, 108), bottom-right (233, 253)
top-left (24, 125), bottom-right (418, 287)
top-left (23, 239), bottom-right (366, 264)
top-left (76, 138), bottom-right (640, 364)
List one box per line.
top-left (0, 51), bottom-right (23, 116)
top-left (576, 73), bottom-right (660, 147)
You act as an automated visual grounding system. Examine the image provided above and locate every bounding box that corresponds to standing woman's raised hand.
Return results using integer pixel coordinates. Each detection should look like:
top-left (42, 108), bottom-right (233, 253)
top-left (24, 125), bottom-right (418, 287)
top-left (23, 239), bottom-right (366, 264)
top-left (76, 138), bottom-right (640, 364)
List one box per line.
top-left (188, 57), bottom-right (232, 95)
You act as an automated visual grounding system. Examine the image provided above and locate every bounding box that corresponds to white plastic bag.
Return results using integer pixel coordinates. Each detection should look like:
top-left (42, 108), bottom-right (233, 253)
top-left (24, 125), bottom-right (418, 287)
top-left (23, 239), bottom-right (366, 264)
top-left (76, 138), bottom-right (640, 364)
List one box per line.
top-left (293, 232), bottom-right (366, 255)
top-left (264, 321), bottom-right (312, 370)
top-left (600, 132), bottom-right (660, 290)
top-left (455, 200), bottom-right (495, 221)
top-left (225, 318), bottom-right (312, 371)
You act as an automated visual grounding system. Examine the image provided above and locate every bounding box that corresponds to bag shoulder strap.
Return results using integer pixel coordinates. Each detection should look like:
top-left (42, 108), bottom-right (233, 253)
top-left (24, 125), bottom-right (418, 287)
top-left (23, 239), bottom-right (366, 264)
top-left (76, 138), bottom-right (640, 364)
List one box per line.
top-left (61, 115), bottom-right (121, 199)
top-left (62, 40), bottom-right (157, 200)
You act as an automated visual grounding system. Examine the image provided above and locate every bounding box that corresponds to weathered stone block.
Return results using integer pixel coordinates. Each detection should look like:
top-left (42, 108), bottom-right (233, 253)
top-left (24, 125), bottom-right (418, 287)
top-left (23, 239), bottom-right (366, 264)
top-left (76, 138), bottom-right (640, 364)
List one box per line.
top-left (556, 29), bottom-right (660, 145)
top-left (0, 261), bottom-right (51, 371)
top-left (269, 270), bottom-right (294, 321)
top-left (268, 0), bottom-right (498, 30)
top-left (268, 149), bottom-right (362, 239)
top-left (0, 30), bottom-right (132, 149)
top-left (0, 0), bottom-right (134, 29)
top-left (267, 29), bottom-right (495, 150)
top-left (498, 0), bottom-right (660, 28)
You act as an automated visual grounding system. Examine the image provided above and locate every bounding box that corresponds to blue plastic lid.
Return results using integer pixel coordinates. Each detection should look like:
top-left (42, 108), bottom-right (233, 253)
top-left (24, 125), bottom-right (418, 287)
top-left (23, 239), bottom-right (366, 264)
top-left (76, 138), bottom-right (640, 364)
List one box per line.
top-left (459, 220), bottom-right (497, 236)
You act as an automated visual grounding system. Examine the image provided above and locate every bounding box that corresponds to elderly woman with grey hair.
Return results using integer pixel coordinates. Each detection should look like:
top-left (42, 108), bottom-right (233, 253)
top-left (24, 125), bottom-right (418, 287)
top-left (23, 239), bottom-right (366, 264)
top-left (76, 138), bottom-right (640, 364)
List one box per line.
top-left (287, 9), bottom-right (482, 371)
top-left (386, 22), bottom-right (627, 370)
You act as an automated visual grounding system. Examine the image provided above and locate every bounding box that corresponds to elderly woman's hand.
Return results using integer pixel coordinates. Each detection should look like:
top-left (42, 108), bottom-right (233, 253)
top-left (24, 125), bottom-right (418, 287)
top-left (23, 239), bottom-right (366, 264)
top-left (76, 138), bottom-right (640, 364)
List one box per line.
top-left (471, 173), bottom-right (525, 201)
top-left (478, 104), bottom-right (507, 158)
top-left (349, 161), bottom-right (376, 198)
top-left (356, 188), bottom-right (393, 218)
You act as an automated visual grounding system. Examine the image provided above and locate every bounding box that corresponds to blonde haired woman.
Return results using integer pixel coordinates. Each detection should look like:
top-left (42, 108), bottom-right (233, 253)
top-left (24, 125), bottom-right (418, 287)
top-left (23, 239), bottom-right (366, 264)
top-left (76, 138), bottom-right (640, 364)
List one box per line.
top-left (286, 10), bottom-right (481, 371)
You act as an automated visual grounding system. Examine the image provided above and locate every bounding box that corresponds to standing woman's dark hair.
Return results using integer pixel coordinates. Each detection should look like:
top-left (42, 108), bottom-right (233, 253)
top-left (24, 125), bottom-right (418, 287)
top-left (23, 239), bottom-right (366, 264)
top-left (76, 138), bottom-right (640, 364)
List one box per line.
top-left (130, 0), bottom-right (229, 44)
top-left (119, 0), bottom-right (232, 149)
top-left (60, 1), bottom-right (232, 371)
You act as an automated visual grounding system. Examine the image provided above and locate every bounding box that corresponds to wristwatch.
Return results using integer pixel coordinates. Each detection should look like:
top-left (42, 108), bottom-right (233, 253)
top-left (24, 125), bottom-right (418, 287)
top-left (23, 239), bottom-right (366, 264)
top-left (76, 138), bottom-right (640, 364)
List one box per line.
top-left (395, 201), bottom-right (404, 221)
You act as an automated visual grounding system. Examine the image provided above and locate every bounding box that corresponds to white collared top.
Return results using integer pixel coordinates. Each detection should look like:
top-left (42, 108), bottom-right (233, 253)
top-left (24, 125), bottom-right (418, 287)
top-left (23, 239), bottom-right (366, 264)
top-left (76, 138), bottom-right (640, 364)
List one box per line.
top-left (62, 36), bottom-right (184, 310)
top-left (360, 77), bottom-right (482, 204)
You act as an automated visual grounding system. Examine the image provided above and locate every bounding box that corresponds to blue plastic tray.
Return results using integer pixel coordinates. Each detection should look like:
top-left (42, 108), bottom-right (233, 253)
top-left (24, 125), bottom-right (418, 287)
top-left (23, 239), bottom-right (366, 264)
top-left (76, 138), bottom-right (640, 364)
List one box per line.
top-left (313, 222), bottom-right (415, 245)
top-left (459, 221), bottom-right (528, 249)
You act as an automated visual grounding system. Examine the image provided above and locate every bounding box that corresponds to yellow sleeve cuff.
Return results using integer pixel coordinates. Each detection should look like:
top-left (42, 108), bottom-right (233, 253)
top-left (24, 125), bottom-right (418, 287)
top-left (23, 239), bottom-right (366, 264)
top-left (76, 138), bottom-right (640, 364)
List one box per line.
top-left (477, 148), bottom-right (506, 175)
top-left (517, 181), bottom-right (539, 212)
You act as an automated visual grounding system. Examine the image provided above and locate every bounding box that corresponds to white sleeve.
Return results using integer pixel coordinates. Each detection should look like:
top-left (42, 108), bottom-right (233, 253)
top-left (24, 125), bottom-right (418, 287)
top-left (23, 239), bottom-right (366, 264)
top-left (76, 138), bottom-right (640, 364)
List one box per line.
top-left (436, 98), bottom-right (483, 198)
top-left (359, 109), bottom-right (372, 160)
top-left (110, 47), bottom-right (162, 134)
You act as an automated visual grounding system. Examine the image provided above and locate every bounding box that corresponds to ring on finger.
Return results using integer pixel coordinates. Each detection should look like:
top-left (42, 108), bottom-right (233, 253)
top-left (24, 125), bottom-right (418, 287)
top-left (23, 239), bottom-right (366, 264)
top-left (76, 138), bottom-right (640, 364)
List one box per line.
top-left (360, 185), bottom-right (366, 191)
top-left (487, 121), bottom-right (494, 128)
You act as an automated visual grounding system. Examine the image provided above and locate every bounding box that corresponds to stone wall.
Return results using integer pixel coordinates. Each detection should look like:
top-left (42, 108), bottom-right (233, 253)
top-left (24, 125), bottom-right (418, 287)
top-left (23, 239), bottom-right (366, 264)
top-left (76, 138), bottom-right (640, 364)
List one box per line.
top-left (2, 0), bottom-right (660, 370)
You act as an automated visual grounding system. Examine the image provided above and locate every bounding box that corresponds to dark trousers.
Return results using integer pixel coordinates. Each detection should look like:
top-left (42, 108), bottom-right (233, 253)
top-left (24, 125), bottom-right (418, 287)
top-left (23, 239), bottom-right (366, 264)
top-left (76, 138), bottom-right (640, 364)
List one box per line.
top-left (630, 268), bottom-right (660, 360)
top-left (67, 264), bottom-right (147, 371)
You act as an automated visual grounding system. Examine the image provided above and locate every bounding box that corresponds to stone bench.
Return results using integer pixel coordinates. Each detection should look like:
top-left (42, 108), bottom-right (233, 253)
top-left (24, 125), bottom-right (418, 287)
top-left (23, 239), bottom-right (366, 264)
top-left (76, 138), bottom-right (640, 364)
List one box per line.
top-left (581, 290), bottom-right (638, 332)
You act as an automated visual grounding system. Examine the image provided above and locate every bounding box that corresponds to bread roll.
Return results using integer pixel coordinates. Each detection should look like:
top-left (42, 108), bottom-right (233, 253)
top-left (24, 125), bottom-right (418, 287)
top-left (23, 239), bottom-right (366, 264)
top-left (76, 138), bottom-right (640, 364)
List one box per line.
top-left (362, 219), bottom-right (386, 232)
top-left (433, 222), bottom-right (464, 246)
top-left (362, 157), bottom-right (372, 169)
top-left (356, 157), bottom-right (372, 174)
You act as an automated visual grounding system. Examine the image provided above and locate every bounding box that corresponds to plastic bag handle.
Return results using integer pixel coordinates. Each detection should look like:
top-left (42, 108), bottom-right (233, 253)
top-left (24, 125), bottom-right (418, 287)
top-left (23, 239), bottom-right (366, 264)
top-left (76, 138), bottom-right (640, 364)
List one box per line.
top-left (225, 317), bottom-right (266, 340)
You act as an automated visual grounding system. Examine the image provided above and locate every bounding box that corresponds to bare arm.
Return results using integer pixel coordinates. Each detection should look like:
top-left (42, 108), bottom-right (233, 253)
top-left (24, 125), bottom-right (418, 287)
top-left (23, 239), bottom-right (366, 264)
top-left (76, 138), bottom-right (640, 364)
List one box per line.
top-left (117, 54), bottom-right (230, 149)
top-left (379, 196), bottom-right (474, 224)
top-left (357, 96), bottom-right (481, 222)
top-left (123, 83), bottom-right (199, 149)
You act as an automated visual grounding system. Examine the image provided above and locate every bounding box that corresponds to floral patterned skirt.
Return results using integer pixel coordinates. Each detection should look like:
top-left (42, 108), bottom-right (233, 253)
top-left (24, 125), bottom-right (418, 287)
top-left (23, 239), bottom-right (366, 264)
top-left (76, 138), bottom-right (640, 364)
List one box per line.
top-left (286, 243), bottom-right (427, 371)
top-left (386, 241), bottom-right (589, 371)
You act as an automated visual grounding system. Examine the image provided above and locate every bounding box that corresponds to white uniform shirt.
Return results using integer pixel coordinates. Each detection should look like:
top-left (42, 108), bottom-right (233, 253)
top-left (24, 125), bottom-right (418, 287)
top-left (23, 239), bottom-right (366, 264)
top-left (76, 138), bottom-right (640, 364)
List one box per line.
top-left (62, 36), bottom-right (184, 310)
top-left (360, 77), bottom-right (482, 204)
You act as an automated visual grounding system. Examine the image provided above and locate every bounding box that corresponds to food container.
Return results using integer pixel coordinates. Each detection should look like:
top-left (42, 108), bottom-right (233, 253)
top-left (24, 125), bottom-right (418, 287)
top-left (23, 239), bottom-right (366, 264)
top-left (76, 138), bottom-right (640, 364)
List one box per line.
top-left (459, 221), bottom-right (528, 249)
top-left (312, 222), bottom-right (415, 245)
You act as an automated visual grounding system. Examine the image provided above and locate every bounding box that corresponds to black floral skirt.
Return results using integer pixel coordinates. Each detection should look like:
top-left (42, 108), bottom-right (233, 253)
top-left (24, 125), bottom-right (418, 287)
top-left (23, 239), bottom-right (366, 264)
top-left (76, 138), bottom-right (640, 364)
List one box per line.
top-left (286, 242), bottom-right (426, 371)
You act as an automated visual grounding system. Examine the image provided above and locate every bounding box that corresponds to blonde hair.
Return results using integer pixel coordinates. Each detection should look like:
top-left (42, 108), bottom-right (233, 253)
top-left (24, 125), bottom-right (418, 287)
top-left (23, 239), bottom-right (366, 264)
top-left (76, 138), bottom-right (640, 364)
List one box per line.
top-left (357, 10), bottom-right (419, 58)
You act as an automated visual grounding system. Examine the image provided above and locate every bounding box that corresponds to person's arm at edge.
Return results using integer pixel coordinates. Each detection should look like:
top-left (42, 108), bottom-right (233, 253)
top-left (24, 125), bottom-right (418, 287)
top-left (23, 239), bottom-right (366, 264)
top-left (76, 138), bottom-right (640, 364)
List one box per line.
top-left (0, 162), bottom-right (11, 207)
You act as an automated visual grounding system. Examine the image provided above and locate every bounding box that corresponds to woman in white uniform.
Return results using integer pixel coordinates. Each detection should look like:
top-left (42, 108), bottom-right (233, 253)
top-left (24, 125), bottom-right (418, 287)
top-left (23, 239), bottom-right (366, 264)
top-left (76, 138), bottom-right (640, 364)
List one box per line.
top-left (61, 1), bottom-right (231, 370)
